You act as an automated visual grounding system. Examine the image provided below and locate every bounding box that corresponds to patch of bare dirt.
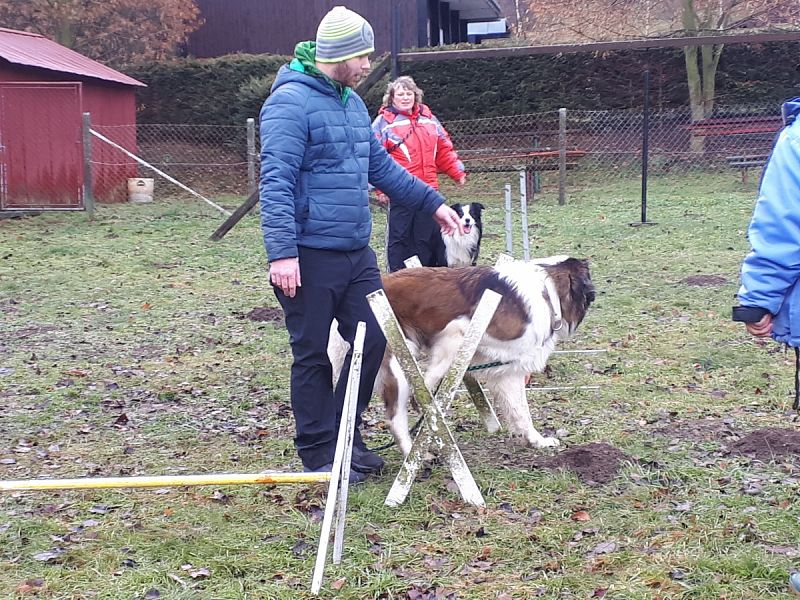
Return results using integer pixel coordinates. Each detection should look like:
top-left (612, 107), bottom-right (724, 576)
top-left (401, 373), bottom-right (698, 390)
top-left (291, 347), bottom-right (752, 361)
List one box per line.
top-left (728, 427), bottom-right (800, 461)
top-left (534, 443), bottom-right (632, 485)
top-left (244, 307), bottom-right (284, 323)
top-left (653, 417), bottom-right (739, 443)
top-left (682, 275), bottom-right (729, 286)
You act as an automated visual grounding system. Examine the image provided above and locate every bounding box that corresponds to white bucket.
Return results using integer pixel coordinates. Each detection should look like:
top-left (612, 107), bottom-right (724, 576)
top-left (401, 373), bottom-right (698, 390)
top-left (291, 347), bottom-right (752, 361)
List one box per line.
top-left (128, 178), bottom-right (154, 203)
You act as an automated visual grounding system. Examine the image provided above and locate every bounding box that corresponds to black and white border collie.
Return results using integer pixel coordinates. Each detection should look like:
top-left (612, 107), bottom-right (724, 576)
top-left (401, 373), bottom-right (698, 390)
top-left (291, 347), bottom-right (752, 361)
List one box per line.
top-left (443, 202), bottom-right (484, 267)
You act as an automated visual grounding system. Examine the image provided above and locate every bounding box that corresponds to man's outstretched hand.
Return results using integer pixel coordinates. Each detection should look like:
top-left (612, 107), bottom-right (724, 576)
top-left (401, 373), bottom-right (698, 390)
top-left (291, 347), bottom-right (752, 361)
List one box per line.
top-left (433, 204), bottom-right (464, 236)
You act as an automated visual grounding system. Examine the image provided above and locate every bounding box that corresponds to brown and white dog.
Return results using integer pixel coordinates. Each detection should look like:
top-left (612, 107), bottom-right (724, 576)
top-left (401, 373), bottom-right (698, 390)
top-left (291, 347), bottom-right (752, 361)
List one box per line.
top-left (330, 256), bottom-right (595, 456)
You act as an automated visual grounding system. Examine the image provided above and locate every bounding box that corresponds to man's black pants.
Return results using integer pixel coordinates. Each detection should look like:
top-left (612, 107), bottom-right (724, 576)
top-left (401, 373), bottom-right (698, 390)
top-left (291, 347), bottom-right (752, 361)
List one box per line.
top-left (274, 245), bottom-right (386, 469)
top-left (387, 203), bottom-right (446, 272)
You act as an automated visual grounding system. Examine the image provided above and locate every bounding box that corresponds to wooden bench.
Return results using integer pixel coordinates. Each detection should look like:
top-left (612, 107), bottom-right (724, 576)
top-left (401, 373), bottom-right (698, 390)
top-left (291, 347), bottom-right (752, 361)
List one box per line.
top-left (726, 154), bottom-right (769, 185)
top-left (688, 116), bottom-right (782, 137)
top-left (462, 149), bottom-right (586, 197)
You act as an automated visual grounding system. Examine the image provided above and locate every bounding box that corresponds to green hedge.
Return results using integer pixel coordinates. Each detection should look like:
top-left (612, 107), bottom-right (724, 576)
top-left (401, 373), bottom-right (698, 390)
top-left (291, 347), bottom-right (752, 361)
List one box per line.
top-left (122, 42), bottom-right (800, 125)
top-left (125, 54), bottom-right (287, 125)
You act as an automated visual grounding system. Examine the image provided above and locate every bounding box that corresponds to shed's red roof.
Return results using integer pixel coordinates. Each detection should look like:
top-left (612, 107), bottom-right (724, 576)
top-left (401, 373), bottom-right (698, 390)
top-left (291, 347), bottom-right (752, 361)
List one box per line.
top-left (0, 27), bottom-right (145, 87)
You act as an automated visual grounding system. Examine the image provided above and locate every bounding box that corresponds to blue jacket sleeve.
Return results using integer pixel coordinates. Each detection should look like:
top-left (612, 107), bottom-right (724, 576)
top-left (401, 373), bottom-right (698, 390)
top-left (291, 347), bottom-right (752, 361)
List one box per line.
top-left (258, 86), bottom-right (308, 262)
top-left (367, 133), bottom-right (444, 215)
top-left (738, 124), bottom-right (800, 313)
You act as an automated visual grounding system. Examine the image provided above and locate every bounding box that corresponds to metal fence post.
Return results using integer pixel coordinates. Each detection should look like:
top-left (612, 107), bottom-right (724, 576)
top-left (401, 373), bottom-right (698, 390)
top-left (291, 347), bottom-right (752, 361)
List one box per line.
top-left (641, 70), bottom-right (650, 223)
top-left (519, 171), bottom-right (530, 261)
top-left (82, 112), bottom-right (94, 218)
top-left (246, 118), bottom-right (256, 194)
top-left (558, 108), bottom-right (567, 205)
top-left (504, 183), bottom-right (513, 255)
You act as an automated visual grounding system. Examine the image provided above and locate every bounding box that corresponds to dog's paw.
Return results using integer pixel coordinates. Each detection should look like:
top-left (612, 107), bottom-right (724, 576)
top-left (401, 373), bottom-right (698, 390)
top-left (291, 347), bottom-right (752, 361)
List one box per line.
top-left (531, 436), bottom-right (560, 449)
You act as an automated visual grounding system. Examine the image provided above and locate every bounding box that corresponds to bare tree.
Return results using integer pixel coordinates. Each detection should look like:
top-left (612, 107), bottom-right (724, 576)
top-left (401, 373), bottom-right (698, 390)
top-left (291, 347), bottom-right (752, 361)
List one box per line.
top-left (0, 0), bottom-right (202, 66)
top-left (526, 0), bottom-right (800, 149)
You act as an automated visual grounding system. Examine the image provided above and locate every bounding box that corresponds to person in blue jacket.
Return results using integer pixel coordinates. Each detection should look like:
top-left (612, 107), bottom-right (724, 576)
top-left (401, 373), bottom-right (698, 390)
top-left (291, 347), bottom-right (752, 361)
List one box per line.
top-left (734, 98), bottom-right (800, 409)
top-left (259, 6), bottom-right (462, 483)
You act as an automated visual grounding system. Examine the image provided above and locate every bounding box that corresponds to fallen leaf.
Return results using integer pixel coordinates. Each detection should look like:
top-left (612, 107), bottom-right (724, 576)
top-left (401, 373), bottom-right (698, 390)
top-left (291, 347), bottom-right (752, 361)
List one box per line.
top-left (571, 510), bottom-right (591, 522)
top-left (590, 541), bottom-right (617, 555)
top-left (16, 578), bottom-right (45, 594)
top-left (292, 539), bottom-right (310, 556)
top-left (763, 545), bottom-right (799, 557)
top-left (32, 548), bottom-right (64, 562)
top-left (187, 566), bottom-right (211, 579)
top-left (211, 490), bottom-right (230, 504)
top-left (168, 572), bottom-right (189, 588)
top-left (65, 369), bottom-right (89, 377)
top-left (331, 577), bottom-right (346, 590)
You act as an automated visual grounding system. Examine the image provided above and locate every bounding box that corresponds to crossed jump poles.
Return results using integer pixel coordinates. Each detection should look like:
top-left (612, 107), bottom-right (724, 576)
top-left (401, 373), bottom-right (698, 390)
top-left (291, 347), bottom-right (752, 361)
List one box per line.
top-left (367, 287), bottom-right (503, 508)
top-left (0, 323), bottom-right (368, 596)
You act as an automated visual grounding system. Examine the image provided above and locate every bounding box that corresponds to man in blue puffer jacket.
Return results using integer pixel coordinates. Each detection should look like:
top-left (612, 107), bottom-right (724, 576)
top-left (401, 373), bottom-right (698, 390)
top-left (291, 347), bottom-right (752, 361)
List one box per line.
top-left (259, 6), bottom-right (462, 483)
top-left (735, 98), bottom-right (800, 409)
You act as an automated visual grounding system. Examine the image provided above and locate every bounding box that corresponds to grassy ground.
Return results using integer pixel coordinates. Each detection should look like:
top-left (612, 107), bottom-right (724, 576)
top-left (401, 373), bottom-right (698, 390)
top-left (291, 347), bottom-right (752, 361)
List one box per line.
top-left (2, 172), bottom-right (800, 599)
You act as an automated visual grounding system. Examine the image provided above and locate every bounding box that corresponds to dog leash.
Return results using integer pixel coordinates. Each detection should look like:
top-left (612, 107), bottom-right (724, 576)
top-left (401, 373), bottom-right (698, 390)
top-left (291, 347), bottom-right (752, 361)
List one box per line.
top-left (466, 360), bottom-right (510, 372)
top-left (794, 346), bottom-right (799, 411)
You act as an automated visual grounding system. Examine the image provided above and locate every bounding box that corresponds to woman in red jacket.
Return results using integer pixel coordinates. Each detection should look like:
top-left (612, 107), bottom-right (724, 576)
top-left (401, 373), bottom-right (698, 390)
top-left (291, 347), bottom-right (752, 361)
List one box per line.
top-left (372, 76), bottom-right (466, 271)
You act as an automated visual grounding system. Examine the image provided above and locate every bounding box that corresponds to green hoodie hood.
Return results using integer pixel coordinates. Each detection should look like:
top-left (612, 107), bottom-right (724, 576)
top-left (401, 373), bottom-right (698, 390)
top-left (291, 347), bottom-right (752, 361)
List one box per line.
top-left (289, 41), bottom-right (351, 104)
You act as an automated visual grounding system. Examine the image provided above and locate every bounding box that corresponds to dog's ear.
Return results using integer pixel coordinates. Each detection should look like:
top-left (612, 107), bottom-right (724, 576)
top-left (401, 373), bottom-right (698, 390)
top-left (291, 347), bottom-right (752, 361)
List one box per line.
top-left (475, 203), bottom-right (485, 210)
top-left (569, 270), bottom-right (595, 310)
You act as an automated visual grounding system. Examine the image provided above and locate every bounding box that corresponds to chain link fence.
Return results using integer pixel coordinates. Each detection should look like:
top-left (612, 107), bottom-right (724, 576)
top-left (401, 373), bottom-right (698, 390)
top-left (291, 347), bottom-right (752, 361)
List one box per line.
top-left (91, 121), bottom-right (258, 203)
top-left (443, 103), bottom-right (781, 200)
top-left (89, 103), bottom-right (782, 206)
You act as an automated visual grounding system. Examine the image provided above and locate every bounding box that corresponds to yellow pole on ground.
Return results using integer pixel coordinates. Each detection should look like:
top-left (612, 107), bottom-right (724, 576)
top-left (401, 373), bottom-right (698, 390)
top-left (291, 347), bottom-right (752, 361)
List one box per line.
top-left (0, 472), bottom-right (330, 492)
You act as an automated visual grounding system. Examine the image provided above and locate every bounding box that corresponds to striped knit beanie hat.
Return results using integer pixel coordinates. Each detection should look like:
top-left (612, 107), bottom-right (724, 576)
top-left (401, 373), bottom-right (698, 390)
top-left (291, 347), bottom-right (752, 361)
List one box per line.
top-left (316, 6), bottom-right (375, 63)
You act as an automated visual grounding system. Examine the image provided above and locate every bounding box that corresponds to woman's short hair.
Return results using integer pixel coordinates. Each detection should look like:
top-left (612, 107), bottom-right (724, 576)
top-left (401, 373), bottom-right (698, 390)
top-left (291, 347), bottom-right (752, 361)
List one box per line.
top-left (382, 76), bottom-right (424, 108)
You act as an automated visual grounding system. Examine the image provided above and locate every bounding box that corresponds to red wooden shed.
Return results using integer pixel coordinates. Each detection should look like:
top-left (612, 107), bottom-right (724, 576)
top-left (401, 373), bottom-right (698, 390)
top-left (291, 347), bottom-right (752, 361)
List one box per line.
top-left (0, 27), bottom-right (145, 210)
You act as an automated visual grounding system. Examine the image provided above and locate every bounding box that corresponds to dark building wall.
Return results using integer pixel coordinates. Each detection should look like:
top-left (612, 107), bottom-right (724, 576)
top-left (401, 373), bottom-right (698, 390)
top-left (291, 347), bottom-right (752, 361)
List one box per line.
top-left (187, 0), bottom-right (424, 58)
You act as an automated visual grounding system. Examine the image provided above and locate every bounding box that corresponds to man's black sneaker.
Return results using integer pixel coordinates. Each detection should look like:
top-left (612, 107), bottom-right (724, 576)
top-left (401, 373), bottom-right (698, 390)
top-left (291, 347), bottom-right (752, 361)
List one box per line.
top-left (303, 463), bottom-right (367, 485)
top-left (350, 445), bottom-right (385, 474)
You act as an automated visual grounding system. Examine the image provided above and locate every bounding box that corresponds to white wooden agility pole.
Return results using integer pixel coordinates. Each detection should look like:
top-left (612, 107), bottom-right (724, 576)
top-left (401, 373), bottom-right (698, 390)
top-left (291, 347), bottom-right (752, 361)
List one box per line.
top-left (312, 322), bottom-right (365, 593)
top-left (403, 255), bottom-right (423, 269)
top-left (0, 322), bottom-right (367, 597)
top-left (519, 171), bottom-right (531, 261)
top-left (90, 129), bottom-right (232, 216)
top-left (368, 288), bottom-right (501, 508)
top-left (504, 183), bottom-right (513, 254)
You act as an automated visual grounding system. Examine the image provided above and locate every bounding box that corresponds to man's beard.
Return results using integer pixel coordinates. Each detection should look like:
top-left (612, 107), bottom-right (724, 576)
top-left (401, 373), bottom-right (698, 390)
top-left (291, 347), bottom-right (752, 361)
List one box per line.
top-left (332, 63), bottom-right (362, 88)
